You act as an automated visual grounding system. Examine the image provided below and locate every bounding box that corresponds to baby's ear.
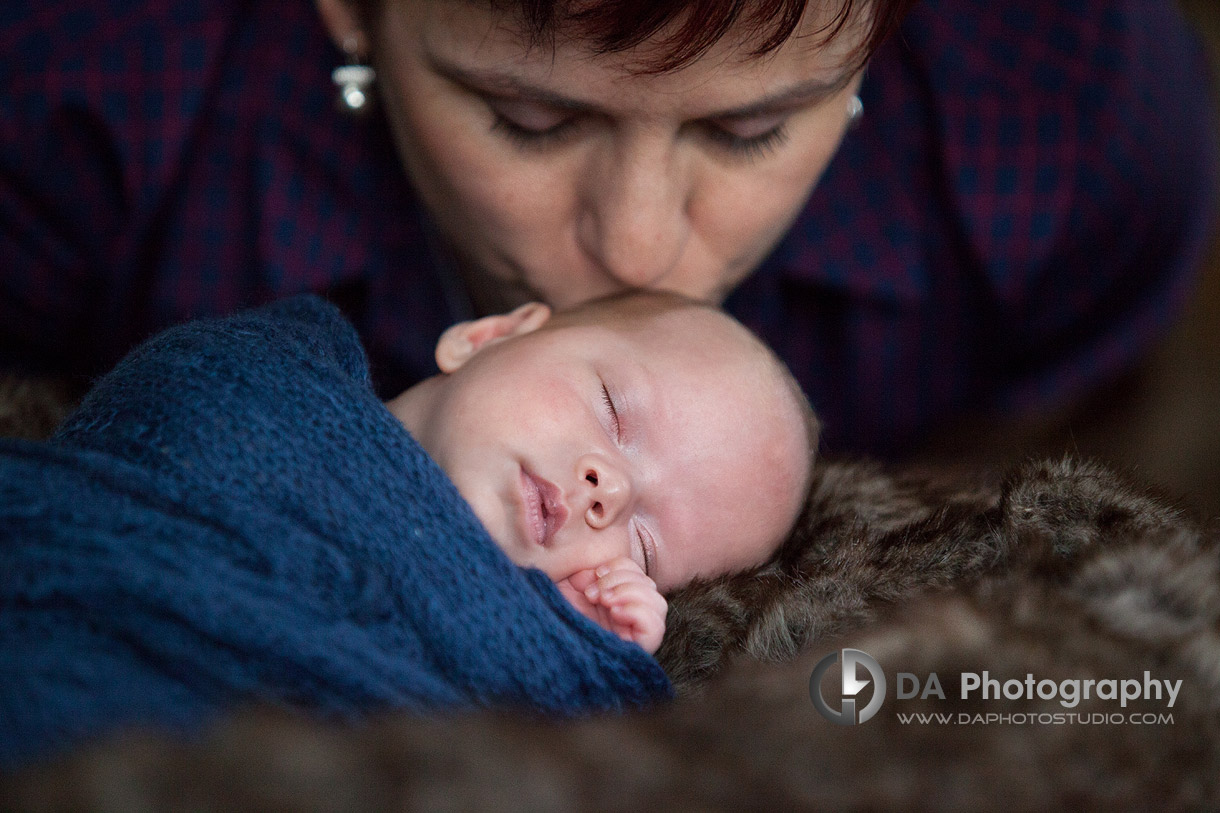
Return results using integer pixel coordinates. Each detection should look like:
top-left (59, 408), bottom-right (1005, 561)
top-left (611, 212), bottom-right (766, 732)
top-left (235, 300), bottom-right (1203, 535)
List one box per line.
top-left (434, 302), bottom-right (551, 373)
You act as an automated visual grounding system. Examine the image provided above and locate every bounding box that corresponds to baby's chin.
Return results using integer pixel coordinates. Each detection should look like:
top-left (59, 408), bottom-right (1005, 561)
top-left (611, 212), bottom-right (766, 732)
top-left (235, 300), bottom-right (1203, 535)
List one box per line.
top-left (475, 513), bottom-right (559, 580)
top-left (483, 529), bottom-right (568, 586)
top-left (382, 390), bottom-right (413, 431)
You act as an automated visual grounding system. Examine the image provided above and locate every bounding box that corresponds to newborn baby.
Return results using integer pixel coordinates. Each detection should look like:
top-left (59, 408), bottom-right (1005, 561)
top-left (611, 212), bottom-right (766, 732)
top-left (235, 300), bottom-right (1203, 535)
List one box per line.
top-left (0, 290), bottom-right (815, 769)
top-left (387, 291), bottom-right (818, 653)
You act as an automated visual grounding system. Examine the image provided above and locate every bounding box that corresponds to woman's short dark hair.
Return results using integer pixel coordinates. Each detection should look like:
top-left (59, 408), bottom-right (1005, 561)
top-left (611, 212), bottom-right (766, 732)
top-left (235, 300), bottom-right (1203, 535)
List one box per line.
top-left (361, 0), bottom-right (917, 73)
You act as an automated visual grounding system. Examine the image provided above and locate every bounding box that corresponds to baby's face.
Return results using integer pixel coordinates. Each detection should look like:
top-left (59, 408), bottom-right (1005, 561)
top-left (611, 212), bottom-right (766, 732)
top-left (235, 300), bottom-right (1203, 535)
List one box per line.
top-left (388, 299), bottom-right (809, 594)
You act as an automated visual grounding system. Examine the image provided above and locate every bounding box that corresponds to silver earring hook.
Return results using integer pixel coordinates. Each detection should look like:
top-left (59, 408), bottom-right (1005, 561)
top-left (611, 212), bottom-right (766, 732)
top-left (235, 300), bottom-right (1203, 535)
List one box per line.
top-left (847, 95), bottom-right (863, 128)
top-left (333, 34), bottom-right (375, 115)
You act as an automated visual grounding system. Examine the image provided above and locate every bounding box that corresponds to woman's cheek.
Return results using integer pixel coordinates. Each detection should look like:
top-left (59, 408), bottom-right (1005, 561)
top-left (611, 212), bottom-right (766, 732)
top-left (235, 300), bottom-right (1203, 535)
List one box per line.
top-left (473, 150), bottom-right (582, 236)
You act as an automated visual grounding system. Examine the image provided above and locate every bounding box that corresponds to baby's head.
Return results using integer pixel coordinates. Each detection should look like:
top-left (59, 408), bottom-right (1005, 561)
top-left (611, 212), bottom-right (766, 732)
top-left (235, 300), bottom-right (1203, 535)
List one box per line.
top-left (387, 290), bottom-right (817, 595)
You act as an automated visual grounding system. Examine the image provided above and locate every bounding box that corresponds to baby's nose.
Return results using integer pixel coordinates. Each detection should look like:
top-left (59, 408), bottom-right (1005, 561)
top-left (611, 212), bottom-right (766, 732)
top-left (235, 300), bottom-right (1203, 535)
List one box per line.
top-left (578, 454), bottom-right (632, 529)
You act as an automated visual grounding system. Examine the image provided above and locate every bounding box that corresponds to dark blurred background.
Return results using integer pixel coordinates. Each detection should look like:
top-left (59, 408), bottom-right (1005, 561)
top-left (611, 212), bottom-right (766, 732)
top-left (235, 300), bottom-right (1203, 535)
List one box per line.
top-left (914, 0), bottom-right (1220, 519)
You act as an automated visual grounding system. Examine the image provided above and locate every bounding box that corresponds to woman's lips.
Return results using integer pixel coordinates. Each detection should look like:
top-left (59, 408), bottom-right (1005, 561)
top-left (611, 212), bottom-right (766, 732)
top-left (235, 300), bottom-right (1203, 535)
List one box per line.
top-left (519, 468), bottom-right (568, 547)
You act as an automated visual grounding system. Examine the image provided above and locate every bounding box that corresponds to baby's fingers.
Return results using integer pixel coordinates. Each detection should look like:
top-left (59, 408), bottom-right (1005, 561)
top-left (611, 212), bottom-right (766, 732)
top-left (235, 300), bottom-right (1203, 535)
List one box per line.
top-left (583, 560), bottom-right (657, 600)
top-left (584, 569), bottom-right (648, 599)
top-left (607, 598), bottom-right (667, 654)
top-left (597, 577), bottom-right (665, 611)
top-left (565, 568), bottom-right (600, 593)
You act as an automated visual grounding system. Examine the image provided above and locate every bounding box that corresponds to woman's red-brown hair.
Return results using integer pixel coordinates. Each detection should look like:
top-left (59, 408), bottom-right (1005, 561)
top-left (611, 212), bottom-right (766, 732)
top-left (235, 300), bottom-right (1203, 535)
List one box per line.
top-left (357, 0), bottom-right (917, 72)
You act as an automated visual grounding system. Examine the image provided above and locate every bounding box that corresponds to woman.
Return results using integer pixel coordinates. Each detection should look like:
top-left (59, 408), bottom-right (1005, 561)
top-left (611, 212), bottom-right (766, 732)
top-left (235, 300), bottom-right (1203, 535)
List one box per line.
top-left (1, 0), bottom-right (1215, 455)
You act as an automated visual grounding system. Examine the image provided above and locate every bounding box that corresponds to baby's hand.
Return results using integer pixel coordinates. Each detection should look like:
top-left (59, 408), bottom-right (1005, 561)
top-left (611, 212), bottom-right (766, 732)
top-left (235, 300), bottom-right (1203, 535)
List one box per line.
top-left (556, 557), bottom-right (667, 655)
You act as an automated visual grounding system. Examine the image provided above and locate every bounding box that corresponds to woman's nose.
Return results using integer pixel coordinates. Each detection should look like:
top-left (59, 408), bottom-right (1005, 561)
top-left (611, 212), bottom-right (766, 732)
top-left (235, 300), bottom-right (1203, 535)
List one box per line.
top-left (576, 137), bottom-right (691, 289)
top-left (577, 453), bottom-right (633, 530)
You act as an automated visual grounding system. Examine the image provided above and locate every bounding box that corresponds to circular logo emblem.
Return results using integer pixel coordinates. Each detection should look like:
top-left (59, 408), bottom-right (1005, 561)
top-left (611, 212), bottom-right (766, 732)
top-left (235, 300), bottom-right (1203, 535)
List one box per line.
top-left (809, 648), bottom-right (886, 725)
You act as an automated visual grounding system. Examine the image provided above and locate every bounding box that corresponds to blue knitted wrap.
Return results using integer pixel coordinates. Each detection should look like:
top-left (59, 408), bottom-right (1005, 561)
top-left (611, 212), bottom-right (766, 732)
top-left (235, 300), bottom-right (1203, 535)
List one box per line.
top-left (0, 296), bottom-right (671, 770)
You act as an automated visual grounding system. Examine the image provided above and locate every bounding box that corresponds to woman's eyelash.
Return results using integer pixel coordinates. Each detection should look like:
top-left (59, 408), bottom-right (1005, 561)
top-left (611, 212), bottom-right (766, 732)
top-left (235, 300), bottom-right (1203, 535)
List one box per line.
top-left (492, 104), bottom-right (787, 160)
top-left (705, 123), bottom-right (789, 160)
top-left (600, 383), bottom-right (621, 438)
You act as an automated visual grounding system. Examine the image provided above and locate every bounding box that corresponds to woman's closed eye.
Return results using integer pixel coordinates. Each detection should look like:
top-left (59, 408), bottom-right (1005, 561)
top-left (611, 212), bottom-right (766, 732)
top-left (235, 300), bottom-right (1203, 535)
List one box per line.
top-left (489, 93), bottom-right (790, 160)
top-left (488, 98), bottom-right (579, 147)
top-left (702, 115), bottom-right (790, 160)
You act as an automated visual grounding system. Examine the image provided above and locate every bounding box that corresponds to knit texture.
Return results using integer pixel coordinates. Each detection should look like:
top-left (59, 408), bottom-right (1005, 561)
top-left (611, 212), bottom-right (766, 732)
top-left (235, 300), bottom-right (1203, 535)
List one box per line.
top-left (0, 296), bottom-right (671, 770)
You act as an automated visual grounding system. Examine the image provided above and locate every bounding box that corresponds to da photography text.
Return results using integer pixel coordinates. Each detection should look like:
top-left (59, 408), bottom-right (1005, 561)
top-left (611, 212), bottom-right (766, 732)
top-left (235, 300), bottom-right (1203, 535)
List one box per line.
top-left (898, 670), bottom-right (1181, 709)
top-left (810, 648), bottom-right (1182, 726)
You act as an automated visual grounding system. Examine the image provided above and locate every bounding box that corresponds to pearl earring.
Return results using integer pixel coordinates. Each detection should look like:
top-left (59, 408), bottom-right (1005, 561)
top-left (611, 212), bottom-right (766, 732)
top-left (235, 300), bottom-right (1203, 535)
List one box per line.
top-left (333, 35), bottom-right (375, 115)
top-left (847, 95), bottom-right (863, 128)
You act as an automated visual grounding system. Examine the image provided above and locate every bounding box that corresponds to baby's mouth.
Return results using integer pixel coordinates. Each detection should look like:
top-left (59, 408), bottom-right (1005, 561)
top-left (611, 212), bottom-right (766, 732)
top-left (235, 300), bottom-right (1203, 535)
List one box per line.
top-left (519, 468), bottom-right (568, 548)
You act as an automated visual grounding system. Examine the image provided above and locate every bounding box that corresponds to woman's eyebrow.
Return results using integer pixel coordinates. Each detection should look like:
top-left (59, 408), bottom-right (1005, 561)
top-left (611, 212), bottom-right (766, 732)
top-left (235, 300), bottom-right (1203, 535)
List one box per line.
top-left (429, 58), bottom-right (595, 113)
top-left (709, 71), bottom-right (858, 120)
top-left (428, 55), bottom-right (855, 120)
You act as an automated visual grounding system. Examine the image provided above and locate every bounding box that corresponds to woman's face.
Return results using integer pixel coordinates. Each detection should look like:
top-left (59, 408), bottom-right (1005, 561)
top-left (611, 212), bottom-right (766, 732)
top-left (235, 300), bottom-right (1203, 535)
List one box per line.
top-left (352, 0), bottom-right (866, 312)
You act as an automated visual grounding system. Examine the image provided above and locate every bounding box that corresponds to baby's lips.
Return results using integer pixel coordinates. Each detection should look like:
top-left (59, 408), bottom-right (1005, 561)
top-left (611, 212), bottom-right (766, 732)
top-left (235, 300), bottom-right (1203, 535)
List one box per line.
top-left (527, 469), bottom-right (569, 545)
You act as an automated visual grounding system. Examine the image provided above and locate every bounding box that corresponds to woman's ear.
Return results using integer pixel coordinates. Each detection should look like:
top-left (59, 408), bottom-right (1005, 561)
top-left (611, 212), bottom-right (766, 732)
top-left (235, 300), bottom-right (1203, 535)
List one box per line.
top-left (434, 302), bottom-right (552, 373)
top-left (316, 0), bottom-right (367, 56)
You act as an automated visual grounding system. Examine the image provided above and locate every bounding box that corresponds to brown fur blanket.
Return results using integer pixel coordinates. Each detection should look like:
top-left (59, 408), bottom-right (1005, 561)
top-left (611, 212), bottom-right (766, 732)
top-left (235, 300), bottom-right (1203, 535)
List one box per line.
top-left (1, 377), bottom-right (1218, 809)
